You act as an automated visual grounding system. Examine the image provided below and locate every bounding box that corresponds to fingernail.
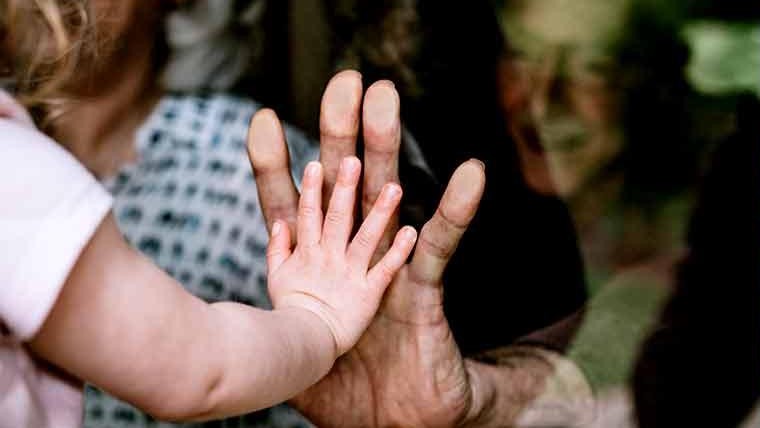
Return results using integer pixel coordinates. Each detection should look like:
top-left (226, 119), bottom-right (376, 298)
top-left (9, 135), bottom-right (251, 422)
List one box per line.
top-left (470, 158), bottom-right (485, 171)
top-left (402, 226), bottom-right (417, 241)
top-left (367, 83), bottom-right (399, 129)
top-left (341, 156), bottom-right (359, 175)
top-left (271, 221), bottom-right (281, 237)
top-left (306, 162), bottom-right (320, 178)
top-left (385, 183), bottom-right (401, 199)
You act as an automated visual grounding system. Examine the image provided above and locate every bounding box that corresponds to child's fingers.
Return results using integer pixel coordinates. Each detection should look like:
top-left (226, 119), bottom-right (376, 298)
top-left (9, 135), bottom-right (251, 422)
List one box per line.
top-left (321, 156), bottom-right (361, 251)
top-left (297, 162), bottom-right (324, 247)
top-left (367, 226), bottom-right (417, 289)
top-left (347, 183), bottom-right (403, 268)
top-left (267, 220), bottom-right (292, 273)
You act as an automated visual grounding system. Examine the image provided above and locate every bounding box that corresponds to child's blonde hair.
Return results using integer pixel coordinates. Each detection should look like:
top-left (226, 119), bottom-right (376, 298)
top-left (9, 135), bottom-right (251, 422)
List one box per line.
top-left (1, 0), bottom-right (91, 120)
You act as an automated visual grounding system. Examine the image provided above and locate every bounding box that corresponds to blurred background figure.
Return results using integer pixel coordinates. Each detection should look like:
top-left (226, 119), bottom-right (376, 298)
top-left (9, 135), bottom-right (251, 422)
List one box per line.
top-left (493, 0), bottom-right (760, 426)
top-left (496, 0), bottom-right (707, 397)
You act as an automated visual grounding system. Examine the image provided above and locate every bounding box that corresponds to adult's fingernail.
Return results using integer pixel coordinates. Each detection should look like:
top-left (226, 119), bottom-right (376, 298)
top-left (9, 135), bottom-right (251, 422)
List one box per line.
top-left (365, 82), bottom-right (399, 130)
top-left (469, 158), bottom-right (486, 170)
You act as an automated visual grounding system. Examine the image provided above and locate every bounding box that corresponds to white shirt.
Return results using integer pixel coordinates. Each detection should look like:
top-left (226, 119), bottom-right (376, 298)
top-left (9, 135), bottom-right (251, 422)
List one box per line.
top-left (0, 91), bottom-right (112, 428)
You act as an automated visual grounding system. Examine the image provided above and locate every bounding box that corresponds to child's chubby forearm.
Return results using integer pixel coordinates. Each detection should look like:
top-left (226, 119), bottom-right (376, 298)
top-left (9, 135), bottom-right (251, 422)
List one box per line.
top-left (29, 214), bottom-right (338, 422)
top-left (195, 302), bottom-right (338, 420)
top-left (29, 157), bottom-right (410, 422)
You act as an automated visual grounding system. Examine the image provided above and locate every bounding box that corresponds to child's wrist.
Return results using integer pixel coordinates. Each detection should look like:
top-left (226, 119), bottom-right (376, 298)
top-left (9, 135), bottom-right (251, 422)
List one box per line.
top-left (275, 305), bottom-right (340, 370)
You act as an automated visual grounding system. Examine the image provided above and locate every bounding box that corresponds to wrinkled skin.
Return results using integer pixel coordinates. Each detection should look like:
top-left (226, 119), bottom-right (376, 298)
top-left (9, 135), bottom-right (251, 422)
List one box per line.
top-left (247, 70), bottom-right (491, 427)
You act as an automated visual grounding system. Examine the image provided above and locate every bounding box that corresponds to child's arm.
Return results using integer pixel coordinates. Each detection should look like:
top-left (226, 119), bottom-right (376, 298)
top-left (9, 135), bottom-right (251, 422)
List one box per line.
top-left (29, 157), bottom-right (416, 421)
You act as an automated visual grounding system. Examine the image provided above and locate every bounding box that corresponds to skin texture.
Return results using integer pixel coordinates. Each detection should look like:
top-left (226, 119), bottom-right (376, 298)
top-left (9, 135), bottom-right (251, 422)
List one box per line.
top-left (249, 71), bottom-right (485, 426)
top-left (249, 70), bottom-right (591, 427)
top-left (27, 147), bottom-right (415, 422)
top-left (18, 0), bottom-right (590, 422)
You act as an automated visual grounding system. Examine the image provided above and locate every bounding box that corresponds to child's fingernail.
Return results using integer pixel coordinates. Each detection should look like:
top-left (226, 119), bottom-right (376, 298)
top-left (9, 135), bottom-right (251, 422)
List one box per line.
top-left (306, 162), bottom-right (320, 178)
top-left (271, 221), bottom-right (282, 237)
top-left (402, 226), bottom-right (417, 241)
top-left (341, 156), bottom-right (359, 175)
top-left (385, 183), bottom-right (401, 199)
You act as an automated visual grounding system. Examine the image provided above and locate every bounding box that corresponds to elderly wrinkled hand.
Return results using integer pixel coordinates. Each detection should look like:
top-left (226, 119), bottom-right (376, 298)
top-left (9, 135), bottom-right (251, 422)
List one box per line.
top-left (247, 70), bottom-right (489, 427)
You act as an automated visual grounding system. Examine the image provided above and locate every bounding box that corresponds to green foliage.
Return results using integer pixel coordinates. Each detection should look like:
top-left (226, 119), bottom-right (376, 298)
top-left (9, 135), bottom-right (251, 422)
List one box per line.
top-left (683, 21), bottom-right (760, 96)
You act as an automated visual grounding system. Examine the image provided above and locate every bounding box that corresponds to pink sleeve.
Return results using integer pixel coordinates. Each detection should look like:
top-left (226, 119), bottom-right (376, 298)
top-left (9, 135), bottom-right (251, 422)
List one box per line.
top-left (0, 98), bottom-right (112, 341)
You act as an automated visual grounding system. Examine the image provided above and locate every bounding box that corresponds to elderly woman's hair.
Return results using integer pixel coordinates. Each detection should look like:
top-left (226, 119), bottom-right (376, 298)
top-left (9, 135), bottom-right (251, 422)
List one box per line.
top-left (0, 0), bottom-right (90, 117)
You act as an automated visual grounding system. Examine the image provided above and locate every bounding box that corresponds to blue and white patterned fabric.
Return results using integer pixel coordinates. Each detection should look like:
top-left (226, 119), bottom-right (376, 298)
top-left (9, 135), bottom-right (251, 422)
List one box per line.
top-left (83, 93), bottom-right (317, 427)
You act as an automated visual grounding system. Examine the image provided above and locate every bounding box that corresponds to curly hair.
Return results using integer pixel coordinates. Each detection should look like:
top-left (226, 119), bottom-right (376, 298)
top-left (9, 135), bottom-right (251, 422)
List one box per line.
top-left (0, 0), bottom-right (92, 119)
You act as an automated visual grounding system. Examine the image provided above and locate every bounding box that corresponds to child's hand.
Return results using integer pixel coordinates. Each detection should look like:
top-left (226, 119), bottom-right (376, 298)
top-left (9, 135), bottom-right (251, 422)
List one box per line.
top-left (266, 156), bottom-right (417, 356)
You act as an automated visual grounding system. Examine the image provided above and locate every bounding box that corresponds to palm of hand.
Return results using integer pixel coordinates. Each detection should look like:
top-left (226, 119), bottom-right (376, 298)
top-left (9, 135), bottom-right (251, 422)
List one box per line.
top-left (291, 267), bottom-right (472, 428)
top-left (266, 158), bottom-right (416, 355)
top-left (268, 247), bottom-right (378, 357)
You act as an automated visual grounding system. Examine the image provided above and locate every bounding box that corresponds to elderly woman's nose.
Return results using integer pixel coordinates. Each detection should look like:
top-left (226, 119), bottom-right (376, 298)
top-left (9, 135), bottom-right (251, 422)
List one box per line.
top-left (529, 52), bottom-right (574, 120)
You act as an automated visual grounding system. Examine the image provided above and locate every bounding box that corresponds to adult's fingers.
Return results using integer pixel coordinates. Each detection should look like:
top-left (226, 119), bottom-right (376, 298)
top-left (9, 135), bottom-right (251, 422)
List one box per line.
top-left (362, 81), bottom-right (402, 258)
top-left (319, 70), bottom-right (363, 207)
top-left (409, 160), bottom-right (486, 286)
top-left (247, 109), bottom-right (300, 236)
top-left (267, 220), bottom-right (292, 273)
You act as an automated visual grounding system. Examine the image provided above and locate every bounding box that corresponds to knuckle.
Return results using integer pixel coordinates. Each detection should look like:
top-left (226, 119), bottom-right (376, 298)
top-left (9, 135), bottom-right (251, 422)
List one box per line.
top-left (354, 230), bottom-right (374, 250)
top-left (436, 206), bottom-right (470, 231)
top-left (364, 125), bottom-right (400, 150)
top-left (419, 224), bottom-right (455, 261)
top-left (296, 242), bottom-right (320, 258)
top-left (324, 210), bottom-right (346, 226)
top-left (299, 204), bottom-right (320, 218)
top-left (320, 123), bottom-right (357, 141)
top-left (266, 246), bottom-right (283, 259)
top-left (376, 260), bottom-right (397, 283)
top-left (251, 158), bottom-right (285, 177)
top-left (336, 171), bottom-right (357, 186)
top-left (266, 204), bottom-right (296, 222)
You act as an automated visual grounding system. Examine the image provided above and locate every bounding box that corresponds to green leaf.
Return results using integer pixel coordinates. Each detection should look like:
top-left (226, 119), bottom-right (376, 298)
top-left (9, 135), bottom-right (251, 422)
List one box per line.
top-left (683, 21), bottom-right (760, 96)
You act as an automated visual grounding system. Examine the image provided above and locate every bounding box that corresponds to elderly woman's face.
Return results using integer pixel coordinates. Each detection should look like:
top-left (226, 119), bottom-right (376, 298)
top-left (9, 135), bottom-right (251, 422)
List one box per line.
top-left (499, 0), bottom-right (629, 198)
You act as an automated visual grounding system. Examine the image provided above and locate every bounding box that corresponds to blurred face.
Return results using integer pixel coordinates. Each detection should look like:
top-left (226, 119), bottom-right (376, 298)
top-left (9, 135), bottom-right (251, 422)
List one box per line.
top-left (499, 0), bottom-right (629, 197)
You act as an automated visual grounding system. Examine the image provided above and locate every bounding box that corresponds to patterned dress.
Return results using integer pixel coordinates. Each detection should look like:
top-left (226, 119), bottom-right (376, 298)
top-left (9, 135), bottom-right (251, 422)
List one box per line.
top-left (83, 93), bottom-right (317, 427)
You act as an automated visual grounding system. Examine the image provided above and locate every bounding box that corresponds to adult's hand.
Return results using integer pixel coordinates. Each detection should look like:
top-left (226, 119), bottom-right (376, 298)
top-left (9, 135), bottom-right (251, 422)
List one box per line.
top-left (247, 70), bottom-right (490, 427)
